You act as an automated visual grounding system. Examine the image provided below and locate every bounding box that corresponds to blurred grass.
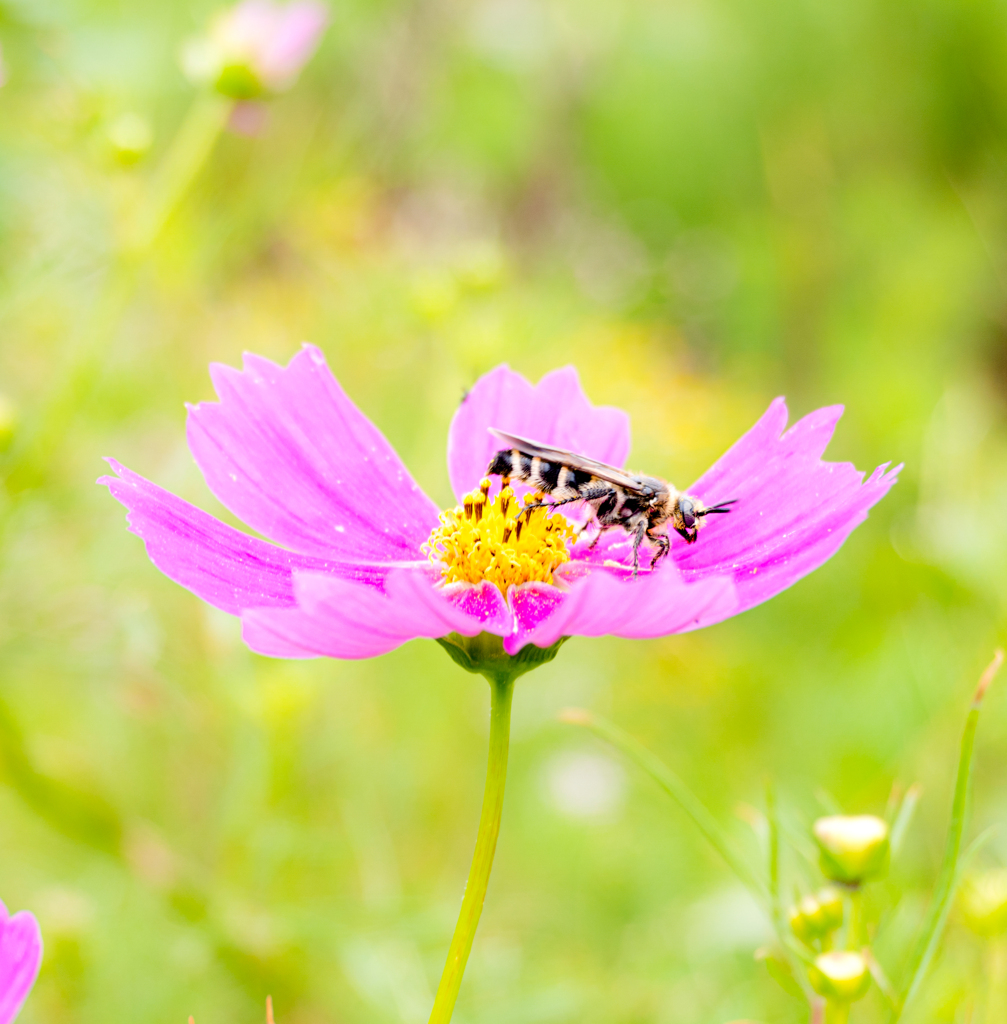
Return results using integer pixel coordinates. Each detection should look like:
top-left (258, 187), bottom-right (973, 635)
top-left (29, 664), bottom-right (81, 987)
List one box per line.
top-left (1, 0), bottom-right (1007, 1021)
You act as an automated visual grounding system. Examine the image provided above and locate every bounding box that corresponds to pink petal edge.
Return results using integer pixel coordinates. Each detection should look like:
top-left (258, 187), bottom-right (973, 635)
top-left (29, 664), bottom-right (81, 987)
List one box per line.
top-left (241, 568), bottom-right (508, 659)
top-left (100, 459), bottom-right (391, 616)
top-left (259, 1), bottom-right (329, 86)
top-left (506, 569), bottom-right (738, 654)
top-left (186, 344), bottom-right (440, 562)
top-left (675, 397), bottom-right (900, 616)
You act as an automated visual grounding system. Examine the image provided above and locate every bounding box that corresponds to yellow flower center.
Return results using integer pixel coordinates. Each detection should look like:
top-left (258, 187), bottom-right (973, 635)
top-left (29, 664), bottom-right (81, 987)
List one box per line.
top-left (425, 478), bottom-right (577, 593)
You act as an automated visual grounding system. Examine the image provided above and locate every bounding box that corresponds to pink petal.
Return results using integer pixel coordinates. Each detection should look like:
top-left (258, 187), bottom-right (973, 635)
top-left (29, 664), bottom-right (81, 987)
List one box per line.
top-left (676, 398), bottom-right (900, 617)
top-left (187, 345), bottom-right (440, 562)
top-left (258, 1), bottom-right (328, 87)
top-left (0, 903), bottom-right (41, 1024)
top-left (443, 581), bottom-right (514, 635)
top-left (241, 569), bottom-right (506, 659)
top-left (447, 365), bottom-right (631, 503)
top-left (505, 568), bottom-right (738, 654)
top-left (100, 460), bottom-right (390, 616)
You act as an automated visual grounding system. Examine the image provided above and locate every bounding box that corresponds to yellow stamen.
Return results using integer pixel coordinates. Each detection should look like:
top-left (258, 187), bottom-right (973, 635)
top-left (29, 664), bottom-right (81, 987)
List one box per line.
top-left (424, 478), bottom-right (577, 593)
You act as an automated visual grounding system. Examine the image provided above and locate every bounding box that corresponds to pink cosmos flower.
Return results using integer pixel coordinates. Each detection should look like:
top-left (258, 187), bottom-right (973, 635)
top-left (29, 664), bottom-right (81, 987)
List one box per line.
top-left (182, 0), bottom-right (329, 98)
top-left (0, 902), bottom-right (42, 1024)
top-left (101, 346), bottom-right (898, 659)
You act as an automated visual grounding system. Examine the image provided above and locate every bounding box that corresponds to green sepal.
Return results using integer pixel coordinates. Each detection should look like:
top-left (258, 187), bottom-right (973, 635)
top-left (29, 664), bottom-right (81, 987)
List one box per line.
top-left (214, 64), bottom-right (266, 100)
top-left (436, 632), bottom-right (567, 683)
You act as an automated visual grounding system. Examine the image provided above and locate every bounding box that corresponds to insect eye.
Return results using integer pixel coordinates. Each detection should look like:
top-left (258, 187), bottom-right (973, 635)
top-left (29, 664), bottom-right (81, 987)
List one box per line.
top-left (679, 498), bottom-right (696, 529)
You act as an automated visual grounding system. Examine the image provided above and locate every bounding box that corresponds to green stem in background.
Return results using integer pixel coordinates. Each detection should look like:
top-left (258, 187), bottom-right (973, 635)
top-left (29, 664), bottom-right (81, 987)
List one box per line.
top-left (766, 782), bottom-right (817, 999)
top-left (766, 782), bottom-right (784, 930)
top-left (563, 709), bottom-right (822, 980)
top-left (824, 1001), bottom-right (850, 1024)
top-left (428, 671), bottom-right (515, 1024)
top-left (889, 649), bottom-right (1003, 1022)
top-left (847, 889), bottom-right (864, 950)
top-left (2, 92), bottom-right (231, 495)
top-left (561, 707), bottom-right (767, 902)
top-left (127, 92), bottom-right (232, 254)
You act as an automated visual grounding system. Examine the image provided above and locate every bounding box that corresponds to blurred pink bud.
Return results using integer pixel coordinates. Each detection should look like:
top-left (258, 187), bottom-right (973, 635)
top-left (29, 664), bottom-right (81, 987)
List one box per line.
top-left (0, 43), bottom-right (7, 88)
top-left (182, 0), bottom-right (329, 99)
top-left (0, 901), bottom-right (42, 1024)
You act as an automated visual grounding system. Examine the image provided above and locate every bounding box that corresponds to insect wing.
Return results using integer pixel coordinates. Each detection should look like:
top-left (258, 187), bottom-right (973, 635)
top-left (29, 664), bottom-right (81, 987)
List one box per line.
top-left (488, 428), bottom-right (645, 492)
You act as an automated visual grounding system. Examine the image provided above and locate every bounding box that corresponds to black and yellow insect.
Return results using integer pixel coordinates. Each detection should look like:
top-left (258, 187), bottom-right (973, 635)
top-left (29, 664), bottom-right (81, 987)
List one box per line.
top-left (486, 428), bottom-right (736, 575)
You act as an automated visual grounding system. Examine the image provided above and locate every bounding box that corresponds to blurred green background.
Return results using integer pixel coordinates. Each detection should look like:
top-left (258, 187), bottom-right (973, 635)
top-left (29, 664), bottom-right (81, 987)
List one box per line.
top-left (1, 0), bottom-right (1007, 1021)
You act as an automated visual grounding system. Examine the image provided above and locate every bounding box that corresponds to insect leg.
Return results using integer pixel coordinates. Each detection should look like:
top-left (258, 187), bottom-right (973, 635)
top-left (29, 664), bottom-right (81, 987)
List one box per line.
top-left (631, 521), bottom-right (648, 579)
top-left (587, 523), bottom-right (617, 550)
top-left (648, 533), bottom-right (670, 568)
top-left (518, 495), bottom-right (585, 519)
top-left (520, 483), bottom-right (613, 520)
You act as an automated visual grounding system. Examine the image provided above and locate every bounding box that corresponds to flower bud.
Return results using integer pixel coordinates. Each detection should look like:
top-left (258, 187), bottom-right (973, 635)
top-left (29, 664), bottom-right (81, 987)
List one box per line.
top-left (788, 887), bottom-right (845, 943)
top-left (813, 815), bottom-right (889, 886)
top-left (808, 950), bottom-right (871, 1003)
top-left (788, 895), bottom-right (823, 944)
top-left (960, 869), bottom-right (1007, 937)
top-left (815, 886), bottom-right (845, 933)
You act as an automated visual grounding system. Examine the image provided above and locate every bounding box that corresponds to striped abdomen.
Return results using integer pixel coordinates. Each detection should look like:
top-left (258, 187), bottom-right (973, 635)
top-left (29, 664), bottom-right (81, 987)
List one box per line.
top-left (487, 448), bottom-right (593, 498)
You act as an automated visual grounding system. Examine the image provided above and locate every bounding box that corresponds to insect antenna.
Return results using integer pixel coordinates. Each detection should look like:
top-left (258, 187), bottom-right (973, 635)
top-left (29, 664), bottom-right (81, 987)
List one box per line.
top-left (698, 498), bottom-right (738, 516)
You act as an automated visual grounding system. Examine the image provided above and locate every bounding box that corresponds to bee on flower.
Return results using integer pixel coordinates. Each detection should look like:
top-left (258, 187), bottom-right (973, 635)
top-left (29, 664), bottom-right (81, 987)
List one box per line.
top-left (101, 346), bottom-right (898, 662)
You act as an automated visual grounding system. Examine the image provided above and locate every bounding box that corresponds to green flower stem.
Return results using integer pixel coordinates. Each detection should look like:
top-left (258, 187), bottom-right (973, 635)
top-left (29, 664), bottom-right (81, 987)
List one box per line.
top-left (824, 1001), bottom-right (850, 1024)
top-left (128, 92), bottom-right (232, 254)
top-left (847, 889), bottom-right (864, 950)
top-left (428, 670), bottom-right (515, 1024)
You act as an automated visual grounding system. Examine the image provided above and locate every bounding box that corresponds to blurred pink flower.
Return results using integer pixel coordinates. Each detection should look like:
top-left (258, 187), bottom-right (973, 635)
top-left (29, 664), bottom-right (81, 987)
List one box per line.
top-left (102, 347), bottom-right (899, 658)
top-left (182, 0), bottom-right (329, 98)
top-left (0, 902), bottom-right (42, 1023)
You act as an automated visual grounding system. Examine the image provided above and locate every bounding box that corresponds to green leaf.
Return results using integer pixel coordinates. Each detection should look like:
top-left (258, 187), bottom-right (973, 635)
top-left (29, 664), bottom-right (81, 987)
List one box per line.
top-left (563, 709), bottom-right (817, 1003)
top-left (889, 649), bottom-right (1003, 1022)
top-left (889, 783), bottom-right (922, 858)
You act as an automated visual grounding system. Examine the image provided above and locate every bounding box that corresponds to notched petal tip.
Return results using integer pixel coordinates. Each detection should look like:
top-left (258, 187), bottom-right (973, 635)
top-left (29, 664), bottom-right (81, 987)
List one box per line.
top-left (300, 340), bottom-right (328, 363)
top-left (680, 396), bottom-right (901, 619)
